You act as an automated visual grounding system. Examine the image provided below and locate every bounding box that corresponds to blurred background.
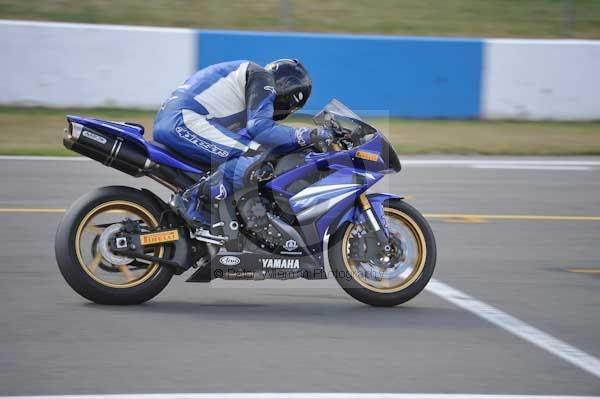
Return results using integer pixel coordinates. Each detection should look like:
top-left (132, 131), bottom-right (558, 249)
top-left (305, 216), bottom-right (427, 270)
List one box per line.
top-left (0, 0), bottom-right (599, 156)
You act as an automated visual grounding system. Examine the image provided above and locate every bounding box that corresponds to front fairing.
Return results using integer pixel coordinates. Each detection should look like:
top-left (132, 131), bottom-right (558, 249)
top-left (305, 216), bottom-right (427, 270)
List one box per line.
top-left (266, 132), bottom-right (400, 258)
top-left (263, 99), bottom-right (402, 271)
top-left (305, 132), bottom-right (401, 174)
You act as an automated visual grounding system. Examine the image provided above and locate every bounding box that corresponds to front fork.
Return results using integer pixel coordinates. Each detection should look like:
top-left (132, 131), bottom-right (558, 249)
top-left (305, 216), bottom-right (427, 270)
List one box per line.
top-left (358, 193), bottom-right (390, 246)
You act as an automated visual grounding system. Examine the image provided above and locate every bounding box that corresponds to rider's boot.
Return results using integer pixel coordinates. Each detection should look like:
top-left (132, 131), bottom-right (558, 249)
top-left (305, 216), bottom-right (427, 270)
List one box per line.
top-left (169, 183), bottom-right (210, 229)
top-left (169, 172), bottom-right (225, 230)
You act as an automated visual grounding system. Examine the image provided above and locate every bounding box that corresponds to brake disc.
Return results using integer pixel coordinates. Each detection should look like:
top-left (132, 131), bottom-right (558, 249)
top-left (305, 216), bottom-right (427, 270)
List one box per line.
top-left (97, 224), bottom-right (134, 266)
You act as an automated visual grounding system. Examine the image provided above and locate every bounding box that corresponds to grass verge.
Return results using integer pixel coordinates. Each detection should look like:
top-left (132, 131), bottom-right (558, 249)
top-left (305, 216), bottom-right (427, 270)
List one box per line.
top-left (1, 0), bottom-right (599, 38)
top-left (1, 107), bottom-right (599, 156)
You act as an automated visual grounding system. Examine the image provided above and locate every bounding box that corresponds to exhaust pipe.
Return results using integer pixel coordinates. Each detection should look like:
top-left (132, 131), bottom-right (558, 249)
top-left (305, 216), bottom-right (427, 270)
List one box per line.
top-left (64, 122), bottom-right (153, 177)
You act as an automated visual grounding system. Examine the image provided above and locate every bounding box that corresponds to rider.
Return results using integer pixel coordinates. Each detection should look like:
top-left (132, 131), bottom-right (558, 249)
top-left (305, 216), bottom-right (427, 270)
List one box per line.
top-left (153, 59), bottom-right (333, 229)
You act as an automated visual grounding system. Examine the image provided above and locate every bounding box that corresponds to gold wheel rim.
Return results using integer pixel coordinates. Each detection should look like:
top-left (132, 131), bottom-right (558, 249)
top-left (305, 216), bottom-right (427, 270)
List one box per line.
top-left (341, 207), bottom-right (427, 293)
top-left (75, 200), bottom-right (163, 289)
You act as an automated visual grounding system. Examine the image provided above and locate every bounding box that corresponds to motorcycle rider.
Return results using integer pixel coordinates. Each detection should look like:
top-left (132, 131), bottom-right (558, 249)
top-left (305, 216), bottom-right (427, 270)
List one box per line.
top-left (153, 59), bottom-right (333, 230)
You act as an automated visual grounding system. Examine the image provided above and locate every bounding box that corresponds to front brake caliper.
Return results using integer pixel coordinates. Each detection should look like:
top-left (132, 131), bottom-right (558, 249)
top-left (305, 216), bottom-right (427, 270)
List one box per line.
top-left (349, 230), bottom-right (406, 270)
top-left (349, 235), bottom-right (367, 261)
top-left (348, 232), bottom-right (382, 263)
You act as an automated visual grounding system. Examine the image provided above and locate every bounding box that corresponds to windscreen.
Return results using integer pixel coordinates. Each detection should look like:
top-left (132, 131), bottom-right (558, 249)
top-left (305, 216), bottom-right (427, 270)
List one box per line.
top-left (312, 99), bottom-right (377, 136)
top-left (314, 99), bottom-right (363, 122)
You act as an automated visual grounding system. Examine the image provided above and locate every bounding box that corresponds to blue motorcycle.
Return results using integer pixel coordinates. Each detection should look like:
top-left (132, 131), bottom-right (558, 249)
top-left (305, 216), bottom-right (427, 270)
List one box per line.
top-left (55, 99), bottom-right (436, 306)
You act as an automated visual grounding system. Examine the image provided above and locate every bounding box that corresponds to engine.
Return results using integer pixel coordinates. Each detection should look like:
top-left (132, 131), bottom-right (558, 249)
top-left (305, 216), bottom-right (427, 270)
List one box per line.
top-left (237, 194), bottom-right (285, 250)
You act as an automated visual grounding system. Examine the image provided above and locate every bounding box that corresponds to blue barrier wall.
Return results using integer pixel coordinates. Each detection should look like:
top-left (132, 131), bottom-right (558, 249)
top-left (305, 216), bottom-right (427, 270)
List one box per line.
top-left (197, 30), bottom-right (483, 118)
top-left (4, 21), bottom-right (599, 120)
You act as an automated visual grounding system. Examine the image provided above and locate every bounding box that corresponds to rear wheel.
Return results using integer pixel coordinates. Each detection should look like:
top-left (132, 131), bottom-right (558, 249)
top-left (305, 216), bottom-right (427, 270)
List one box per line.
top-left (55, 186), bottom-right (173, 305)
top-left (329, 199), bottom-right (436, 306)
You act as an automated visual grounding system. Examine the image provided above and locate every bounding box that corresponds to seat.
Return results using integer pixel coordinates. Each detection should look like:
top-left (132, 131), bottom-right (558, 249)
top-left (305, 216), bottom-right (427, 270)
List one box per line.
top-left (148, 141), bottom-right (215, 172)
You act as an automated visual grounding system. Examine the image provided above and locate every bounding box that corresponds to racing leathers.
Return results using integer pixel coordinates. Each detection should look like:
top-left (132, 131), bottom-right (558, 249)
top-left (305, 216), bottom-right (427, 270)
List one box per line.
top-left (153, 60), bottom-right (318, 227)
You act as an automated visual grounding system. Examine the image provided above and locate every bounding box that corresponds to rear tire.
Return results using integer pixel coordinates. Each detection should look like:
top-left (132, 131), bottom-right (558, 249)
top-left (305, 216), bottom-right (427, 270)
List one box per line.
top-left (329, 199), bottom-right (436, 307)
top-left (55, 186), bottom-right (173, 305)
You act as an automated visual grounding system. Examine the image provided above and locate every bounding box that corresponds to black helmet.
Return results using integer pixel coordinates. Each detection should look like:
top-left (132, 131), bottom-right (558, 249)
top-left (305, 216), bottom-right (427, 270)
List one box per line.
top-left (265, 59), bottom-right (312, 121)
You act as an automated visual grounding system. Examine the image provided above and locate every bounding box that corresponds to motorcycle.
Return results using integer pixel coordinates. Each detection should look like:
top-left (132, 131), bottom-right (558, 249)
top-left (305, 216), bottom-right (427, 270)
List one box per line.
top-left (55, 99), bottom-right (436, 306)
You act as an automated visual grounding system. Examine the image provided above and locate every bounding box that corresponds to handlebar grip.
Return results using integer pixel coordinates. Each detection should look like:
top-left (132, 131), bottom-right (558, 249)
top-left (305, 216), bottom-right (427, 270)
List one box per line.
top-left (330, 143), bottom-right (342, 152)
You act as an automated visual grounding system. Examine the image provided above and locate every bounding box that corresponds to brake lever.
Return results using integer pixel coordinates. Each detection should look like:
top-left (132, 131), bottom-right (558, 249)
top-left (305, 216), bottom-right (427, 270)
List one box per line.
top-left (314, 139), bottom-right (330, 153)
top-left (329, 142), bottom-right (342, 152)
top-left (350, 126), bottom-right (364, 146)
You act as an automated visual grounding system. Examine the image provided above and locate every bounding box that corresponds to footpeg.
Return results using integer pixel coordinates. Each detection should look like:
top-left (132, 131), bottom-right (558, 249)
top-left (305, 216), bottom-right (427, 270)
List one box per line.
top-left (193, 228), bottom-right (228, 245)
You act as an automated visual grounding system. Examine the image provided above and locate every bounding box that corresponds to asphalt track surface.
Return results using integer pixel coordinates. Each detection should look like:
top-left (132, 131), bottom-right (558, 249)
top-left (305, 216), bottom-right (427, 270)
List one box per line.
top-left (0, 156), bottom-right (599, 396)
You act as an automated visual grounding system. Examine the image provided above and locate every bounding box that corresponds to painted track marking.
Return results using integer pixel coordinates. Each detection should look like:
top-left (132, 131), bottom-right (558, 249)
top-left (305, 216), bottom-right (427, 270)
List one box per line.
top-left (566, 268), bottom-right (600, 274)
top-left (426, 213), bottom-right (600, 222)
top-left (0, 156), bottom-right (88, 161)
top-left (426, 279), bottom-right (600, 379)
top-left (0, 208), bottom-right (66, 213)
top-left (401, 159), bottom-right (600, 167)
top-left (472, 165), bottom-right (592, 171)
top-left (1, 394), bottom-right (599, 399)
top-left (2, 208), bottom-right (600, 222)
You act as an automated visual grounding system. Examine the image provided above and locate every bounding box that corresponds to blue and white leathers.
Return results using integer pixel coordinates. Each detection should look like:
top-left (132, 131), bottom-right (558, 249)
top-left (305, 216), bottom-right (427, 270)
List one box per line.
top-left (153, 60), bottom-right (313, 197)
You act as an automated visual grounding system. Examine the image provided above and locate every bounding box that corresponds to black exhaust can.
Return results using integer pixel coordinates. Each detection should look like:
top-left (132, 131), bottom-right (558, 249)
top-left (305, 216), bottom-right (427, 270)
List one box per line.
top-left (64, 124), bottom-right (151, 177)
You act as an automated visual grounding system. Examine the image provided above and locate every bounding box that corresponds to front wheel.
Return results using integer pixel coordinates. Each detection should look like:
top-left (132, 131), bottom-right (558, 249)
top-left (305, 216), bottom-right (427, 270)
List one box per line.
top-left (55, 186), bottom-right (174, 305)
top-left (329, 199), bottom-right (436, 307)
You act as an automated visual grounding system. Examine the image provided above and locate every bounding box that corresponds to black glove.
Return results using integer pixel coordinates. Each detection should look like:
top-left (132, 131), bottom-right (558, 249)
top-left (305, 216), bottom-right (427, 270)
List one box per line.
top-left (310, 127), bottom-right (334, 152)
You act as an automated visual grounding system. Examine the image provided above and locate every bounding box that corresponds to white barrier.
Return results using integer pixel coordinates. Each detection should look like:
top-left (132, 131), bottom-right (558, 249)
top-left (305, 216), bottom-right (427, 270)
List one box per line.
top-left (0, 20), bottom-right (196, 109)
top-left (482, 39), bottom-right (600, 121)
top-left (1, 20), bottom-right (600, 120)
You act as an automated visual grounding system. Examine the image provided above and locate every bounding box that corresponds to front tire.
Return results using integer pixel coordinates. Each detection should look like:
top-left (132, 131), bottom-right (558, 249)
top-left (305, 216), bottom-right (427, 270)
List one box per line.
top-left (329, 199), bottom-right (436, 307)
top-left (55, 186), bottom-right (173, 305)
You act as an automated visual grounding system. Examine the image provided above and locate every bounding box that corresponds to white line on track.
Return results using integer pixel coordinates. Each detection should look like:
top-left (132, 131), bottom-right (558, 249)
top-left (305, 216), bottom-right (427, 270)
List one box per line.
top-left (426, 279), bottom-right (600, 379)
top-left (1, 394), bottom-right (599, 399)
top-left (401, 159), bottom-right (600, 166)
top-left (0, 155), bottom-right (88, 161)
top-left (471, 165), bottom-right (592, 171)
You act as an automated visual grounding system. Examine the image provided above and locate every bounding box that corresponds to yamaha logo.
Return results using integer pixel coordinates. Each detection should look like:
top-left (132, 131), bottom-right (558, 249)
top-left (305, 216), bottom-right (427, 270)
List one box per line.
top-left (283, 240), bottom-right (298, 252)
top-left (219, 256), bottom-right (240, 266)
top-left (260, 258), bottom-right (300, 269)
